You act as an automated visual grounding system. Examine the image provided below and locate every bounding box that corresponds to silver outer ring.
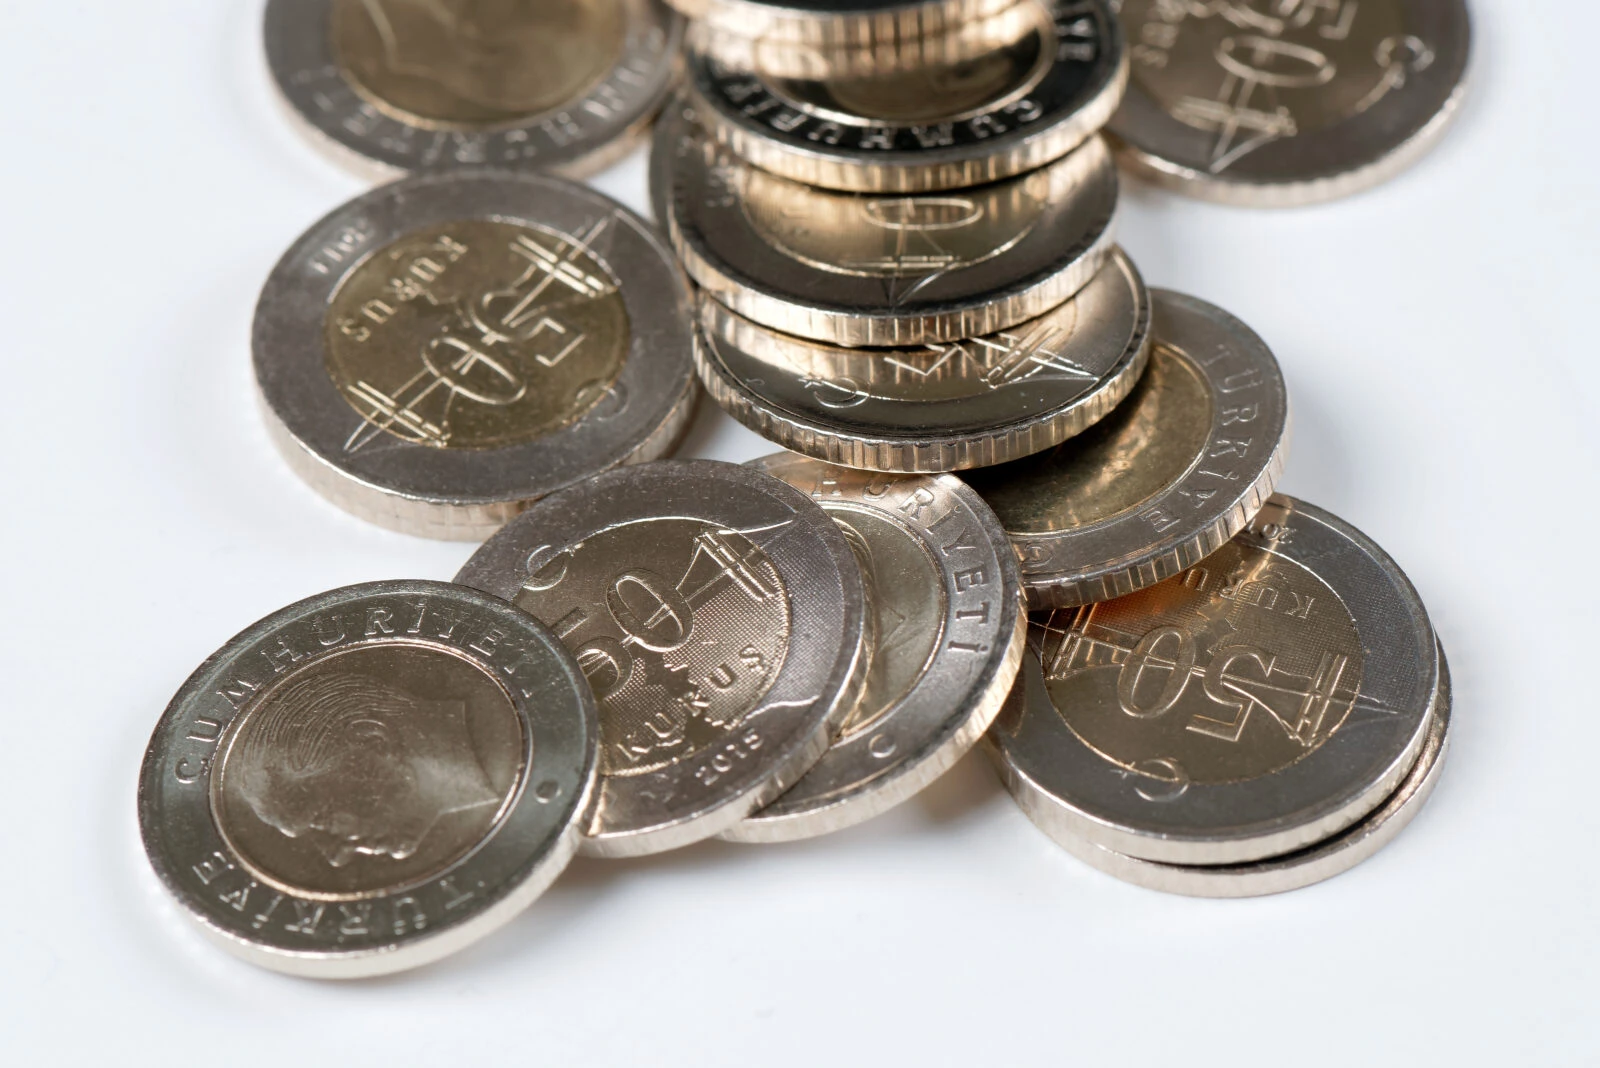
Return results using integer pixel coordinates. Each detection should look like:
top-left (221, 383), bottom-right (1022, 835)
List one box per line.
top-left (685, 1), bottom-right (1128, 192)
top-left (693, 248), bottom-right (1152, 472)
top-left (1107, 0), bottom-right (1472, 206)
top-left (971, 288), bottom-right (1288, 609)
top-left (667, 106), bottom-right (1120, 345)
top-left (137, 580), bottom-right (599, 978)
top-left (263, 0), bottom-right (684, 180)
top-left (453, 459), bottom-right (870, 857)
top-left (665, 0), bottom-right (1020, 49)
top-left (724, 456), bottom-right (1026, 842)
top-left (253, 169), bottom-right (698, 541)
top-left (986, 494), bottom-right (1441, 865)
top-left (1048, 641), bottom-right (1452, 897)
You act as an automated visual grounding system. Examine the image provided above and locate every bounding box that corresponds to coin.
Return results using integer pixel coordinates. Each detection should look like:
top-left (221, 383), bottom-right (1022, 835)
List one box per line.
top-left (1043, 641), bottom-right (1451, 897)
top-left (254, 169), bottom-right (697, 540)
top-left (1108, 0), bottom-right (1472, 205)
top-left (685, 0), bottom-right (1127, 192)
top-left (723, 455), bottom-right (1026, 842)
top-left (695, 249), bottom-right (1149, 471)
top-left (137, 580), bottom-right (599, 977)
top-left (666, 101), bottom-right (1119, 345)
top-left (966, 289), bottom-right (1287, 608)
top-left (454, 460), bottom-right (870, 856)
top-left (986, 494), bottom-right (1440, 865)
top-left (666, 0), bottom-right (1020, 49)
top-left (264, 0), bottom-right (683, 180)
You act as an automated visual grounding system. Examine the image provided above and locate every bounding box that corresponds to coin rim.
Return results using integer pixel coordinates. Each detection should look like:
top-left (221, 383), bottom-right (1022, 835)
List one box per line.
top-left (665, 0), bottom-right (1021, 49)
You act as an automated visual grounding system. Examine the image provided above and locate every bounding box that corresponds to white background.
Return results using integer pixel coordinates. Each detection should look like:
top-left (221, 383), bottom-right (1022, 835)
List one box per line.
top-left (1, 2), bottom-right (1595, 1064)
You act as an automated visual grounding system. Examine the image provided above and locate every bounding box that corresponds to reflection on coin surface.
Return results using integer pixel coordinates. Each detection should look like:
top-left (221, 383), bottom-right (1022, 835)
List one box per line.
top-left (725, 455), bottom-right (1025, 842)
top-left (1049, 641), bottom-right (1451, 896)
top-left (254, 169), bottom-right (697, 540)
top-left (1109, 0), bottom-right (1471, 205)
top-left (986, 495), bottom-right (1440, 865)
top-left (967, 289), bottom-right (1287, 608)
top-left (695, 248), bottom-right (1150, 471)
top-left (687, 0), bottom-right (1127, 191)
top-left (138, 580), bottom-right (598, 977)
top-left (454, 460), bottom-right (869, 856)
top-left (667, 0), bottom-right (1020, 49)
top-left (668, 102), bottom-right (1119, 344)
top-left (265, 0), bottom-right (682, 179)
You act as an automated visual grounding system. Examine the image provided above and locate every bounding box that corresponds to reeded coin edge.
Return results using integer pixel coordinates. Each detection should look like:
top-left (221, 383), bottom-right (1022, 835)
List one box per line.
top-left (667, 0), bottom-right (1021, 49)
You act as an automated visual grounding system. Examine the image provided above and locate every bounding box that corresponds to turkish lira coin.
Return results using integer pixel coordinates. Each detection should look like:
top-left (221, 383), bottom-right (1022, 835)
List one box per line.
top-left (666, 0), bottom-right (1019, 49)
top-left (264, 0), bottom-right (683, 179)
top-left (724, 455), bottom-right (1025, 842)
top-left (666, 100), bottom-right (1119, 345)
top-left (967, 289), bottom-right (1287, 608)
top-left (686, 0), bottom-right (1127, 192)
top-left (986, 495), bottom-right (1441, 865)
top-left (138, 580), bottom-right (599, 977)
top-left (1048, 642), bottom-right (1451, 896)
top-left (454, 460), bottom-right (870, 857)
top-left (1108, 0), bottom-right (1472, 205)
top-left (254, 169), bottom-right (697, 540)
top-left (695, 248), bottom-right (1150, 472)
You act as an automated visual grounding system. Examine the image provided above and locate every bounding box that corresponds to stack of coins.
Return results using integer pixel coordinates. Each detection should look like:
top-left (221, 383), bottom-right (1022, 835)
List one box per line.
top-left (136, 0), bottom-right (1470, 978)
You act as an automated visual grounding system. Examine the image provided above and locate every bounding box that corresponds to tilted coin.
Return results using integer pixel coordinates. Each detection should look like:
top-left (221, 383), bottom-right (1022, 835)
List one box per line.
top-left (137, 580), bottom-right (599, 978)
top-left (264, 0), bottom-right (683, 180)
top-left (254, 169), bottom-right (697, 540)
top-left (666, 0), bottom-right (1019, 49)
top-left (695, 247), bottom-right (1150, 472)
top-left (1050, 641), bottom-right (1451, 897)
top-left (685, 0), bottom-right (1128, 192)
top-left (454, 460), bottom-right (870, 857)
top-left (986, 495), bottom-right (1441, 865)
top-left (967, 289), bottom-right (1288, 608)
top-left (724, 455), bottom-right (1026, 842)
top-left (666, 100), bottom-right (1119, 345)
top-left (1108, 0), bottom-right (1472, 205)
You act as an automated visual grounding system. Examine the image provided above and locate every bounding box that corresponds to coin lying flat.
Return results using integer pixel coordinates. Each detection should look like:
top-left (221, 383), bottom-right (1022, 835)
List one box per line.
top-left (986, 495), bottom-right (1440, 866)
top-left (454, 460), bottom-right (870, 857)
top-left (686, 0), bottom-right (1127, 192)
top-left (264, 0), bottom-right (683, 179)
top-left (666, 99), bottom-right (1119, 345)
top-left (724, 455), bottom-right (1025, 842)
top-left (694, 248), bottom-right (1150, 471)
top-left (1109, 0), bottom-right (1472, 206)
top-left (667, 0), bottom-right (1019, 49)
top-left (967, 289), bottom-right (1287, 608)
top-left (138, 580), bottom-right (599, 978)
top-left (254, 169), bottom-right (697, 541)
top-left (1048, 641), bottom-right (1451, 897)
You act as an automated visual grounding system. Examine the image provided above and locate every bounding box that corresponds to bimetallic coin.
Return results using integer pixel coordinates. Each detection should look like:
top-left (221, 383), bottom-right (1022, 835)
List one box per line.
top-left (265, 0), bottom-right (683, 180)
top-left (695, 248), bottom-right (1150, 472)
top-left (968, 289), bottom-right (1287, 608)
top-left (1050, 642), bottom-right (1451, 897)
top-left (666, 0), bottom-right (1019, 50)
top-left (1109, 0), bottom-right (1472, 205)
top-left (986, 495), bottom-right (1441, 865)
top-left (686, 1), bottom-right (1127, 192)
top-left (667, 99), bottom-right (1119, 345)
top-left (724, 455), bottom-right (1026, 842)
top-left (454, 460), bottom-right (869, 856)
top-left (137, 580), bottom-right (599, 977)
top-left (254, 170), bottom-right (697, 540)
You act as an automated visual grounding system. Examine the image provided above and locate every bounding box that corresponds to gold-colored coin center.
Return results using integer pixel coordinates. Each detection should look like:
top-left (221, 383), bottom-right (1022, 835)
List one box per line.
top-left (324, 219), bottom-right (629, 452)
top-left (330, 0), bottom-right (628, 130)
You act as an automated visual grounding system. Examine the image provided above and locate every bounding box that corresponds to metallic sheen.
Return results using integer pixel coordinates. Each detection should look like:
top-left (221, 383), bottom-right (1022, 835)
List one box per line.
top-left (665, 0), bottom-right (1021, 49)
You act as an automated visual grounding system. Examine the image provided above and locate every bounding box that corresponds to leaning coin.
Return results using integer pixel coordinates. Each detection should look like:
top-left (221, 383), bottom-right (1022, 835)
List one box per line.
top-left (264, 0), bottom-right (683, 180)
top-left (1108, 0), bottom-right (1472, 205)
top-left (454, 460), bottom-right (870, 857)
top-left (666, 0), bottom-right (1018, 49)
top-left (254, 169), bottom-right (697, 540)
top-left (724, 455), bottom-right (1026, 842)
top-left (1046, 641), bottom-right (1452, 897)
top-left (967, 289), bottom-right (1287, 608)
top-left (686, 0), bottom-right (1127, 192)
top-left (986, 494), bottom-right (1440, 865)
top-left (668, 105), bottom-right (1119, 345)
top-left (695, 248), bottom-right (1150, 471)
top-left (137, 580), bottom-right (599, 978)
